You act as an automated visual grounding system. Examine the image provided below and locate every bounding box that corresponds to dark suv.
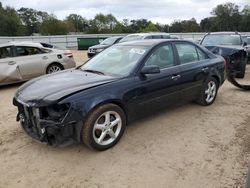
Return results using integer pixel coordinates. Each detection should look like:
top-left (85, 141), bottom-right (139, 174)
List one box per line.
top-left (200, 32), bottom-right (247, 78)
top-left (87, 36), bottom-right (123, 58)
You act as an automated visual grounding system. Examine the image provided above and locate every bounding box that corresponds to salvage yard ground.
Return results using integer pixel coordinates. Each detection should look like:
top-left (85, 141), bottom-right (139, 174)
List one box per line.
top-left (0, 51), bottom-right (250, 188)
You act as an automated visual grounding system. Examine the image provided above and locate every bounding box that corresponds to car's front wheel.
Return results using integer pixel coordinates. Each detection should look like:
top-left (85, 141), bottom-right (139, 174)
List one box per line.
top-left (82, 103), bottom-right (126, 151)
top-left (197, 77), bottom-right (219, 106)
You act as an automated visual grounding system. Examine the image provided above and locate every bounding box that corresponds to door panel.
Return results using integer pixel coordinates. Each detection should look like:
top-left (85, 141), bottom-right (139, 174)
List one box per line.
top-left (0, 46), bottom-right (23, 84)
top-left (14, 46), bottom-right (47, 79)
top-left (0, 58), bottom-right (23, 84)
top-left (136, 66), bottom-right (182, 110)
top-left (174, 42), bottom-right (211, 101)
top-left (179, 61), bottom-right (209, 101)
top-left (130, 43), bottom-right (183, 114)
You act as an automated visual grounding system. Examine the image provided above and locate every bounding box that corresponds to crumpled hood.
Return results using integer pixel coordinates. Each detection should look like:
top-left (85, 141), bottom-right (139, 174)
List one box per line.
top-left (15, 69), bottom-right (119, 106)
top-left (204, 45), bottom-right (245, 57)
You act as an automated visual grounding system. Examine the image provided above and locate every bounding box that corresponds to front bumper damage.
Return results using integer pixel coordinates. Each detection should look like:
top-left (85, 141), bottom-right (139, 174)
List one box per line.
top-left (13, 98), bottom-right (82, 146)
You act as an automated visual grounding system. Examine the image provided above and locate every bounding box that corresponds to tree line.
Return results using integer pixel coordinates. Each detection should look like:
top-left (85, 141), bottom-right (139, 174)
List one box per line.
top-left (0, 2), bottom-right (249, 36)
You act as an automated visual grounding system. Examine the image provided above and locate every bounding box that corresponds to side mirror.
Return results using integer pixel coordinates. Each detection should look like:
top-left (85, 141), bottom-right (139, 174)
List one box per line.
top-left (243, 42), bottom-right (247, 47)
top-left (141, 65), bottom-right (160, 75)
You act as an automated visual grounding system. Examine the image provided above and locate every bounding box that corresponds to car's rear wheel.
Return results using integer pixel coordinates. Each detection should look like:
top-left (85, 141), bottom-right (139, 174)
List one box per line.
top-left (46, 63), bottom-right (63, 74)
top-left (82, 103), bottom-right (126, 151)
top-left (196, 77), bottom-right (218, 106)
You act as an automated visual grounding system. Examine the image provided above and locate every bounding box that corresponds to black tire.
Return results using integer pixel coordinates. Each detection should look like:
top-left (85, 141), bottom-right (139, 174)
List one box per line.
top-left (196, 77), bottom-right (219, 106)
top-left (82, 103), bottom-right (126, 151)
top-left (46, 63), bottom-right (63, 74)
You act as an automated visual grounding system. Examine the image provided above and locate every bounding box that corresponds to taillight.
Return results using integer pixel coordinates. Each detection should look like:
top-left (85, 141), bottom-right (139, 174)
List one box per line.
top-left (64, 52), bottom-right (73, 58)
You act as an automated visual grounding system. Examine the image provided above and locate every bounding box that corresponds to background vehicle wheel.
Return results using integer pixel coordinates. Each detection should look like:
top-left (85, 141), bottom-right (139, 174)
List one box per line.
top-left (46, 63), bottom-right (63, 74)
top-left (82, 103), bottom-right (126, 151)
top-left (196, 77), bottom-right (219, 106)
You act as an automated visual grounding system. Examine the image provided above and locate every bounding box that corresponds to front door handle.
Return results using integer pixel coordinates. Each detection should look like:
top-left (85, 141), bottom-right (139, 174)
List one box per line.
top-left (171, 75), bottom-right (181, 80)
top-left (202, 67), bottom-right (209, 72)
top-left (42, 56), bottom-right (48, 60)
top-left (8, 61), bottom-right (16, 65)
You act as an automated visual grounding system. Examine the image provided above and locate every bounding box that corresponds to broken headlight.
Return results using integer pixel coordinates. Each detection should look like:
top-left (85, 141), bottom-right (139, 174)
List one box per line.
top-left (41, 103), bottom-right (70, 122)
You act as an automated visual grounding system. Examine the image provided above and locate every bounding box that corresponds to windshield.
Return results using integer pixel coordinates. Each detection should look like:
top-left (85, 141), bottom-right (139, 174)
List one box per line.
top-left (119, 35), bottom-right (144, 43)
top-left (100, 37), bottom-right (118, 45)
top-left (201, 34), bottom-right (242, 46)
top-left (80, 45), bottom-right (149, 76)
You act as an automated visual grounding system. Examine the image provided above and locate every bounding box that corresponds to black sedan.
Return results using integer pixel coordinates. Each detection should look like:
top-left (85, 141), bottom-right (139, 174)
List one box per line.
top-left (13, 40), bottom-right (225, 151)
top-left (87, 36), bottom-right (123, 58)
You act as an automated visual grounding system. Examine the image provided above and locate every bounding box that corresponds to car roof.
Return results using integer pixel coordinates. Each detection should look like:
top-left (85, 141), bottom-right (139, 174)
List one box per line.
top-left (125, 32), bottom-right (170, 37)
top-left (207, 32), bottom-right (241, 35)
top-left (116, 39), bottom-right (187, 47)
top-left (0, 41), bottom-right (43, 48)
top-left (107, 36), bottom-right (123, 39)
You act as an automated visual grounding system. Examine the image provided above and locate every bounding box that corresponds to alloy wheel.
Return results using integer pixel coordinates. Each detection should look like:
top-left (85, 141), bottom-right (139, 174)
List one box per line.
top-left (205, 81), bottom-right (217, 103)
top-left (92, 111), bottom-right (122, 146)
top-left (48, 65), bottom-right (62, 73)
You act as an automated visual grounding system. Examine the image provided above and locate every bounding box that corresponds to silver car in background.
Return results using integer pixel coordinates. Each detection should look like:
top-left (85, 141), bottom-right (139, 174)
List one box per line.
top-left (0, 41), bottom-right (76, 86)
top-left (119, 32), bottom-right (173, 43)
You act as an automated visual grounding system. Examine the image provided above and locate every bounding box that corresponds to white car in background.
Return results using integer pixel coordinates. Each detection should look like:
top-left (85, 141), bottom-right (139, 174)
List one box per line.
top-left (0, 41), bottom-right (76, 86)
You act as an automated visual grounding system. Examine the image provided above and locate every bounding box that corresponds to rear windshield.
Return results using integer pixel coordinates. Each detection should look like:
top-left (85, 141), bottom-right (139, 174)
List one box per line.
top-left (201, 34), bottom-right (242, 46)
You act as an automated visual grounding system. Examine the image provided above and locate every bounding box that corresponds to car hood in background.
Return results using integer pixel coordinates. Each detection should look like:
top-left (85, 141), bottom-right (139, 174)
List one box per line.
top-left (15, 69), bottom-right (119, 106)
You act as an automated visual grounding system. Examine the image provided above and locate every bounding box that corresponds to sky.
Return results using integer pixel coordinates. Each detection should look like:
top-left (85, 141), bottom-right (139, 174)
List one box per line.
top-left (1, 0), bottom-right (249, 24)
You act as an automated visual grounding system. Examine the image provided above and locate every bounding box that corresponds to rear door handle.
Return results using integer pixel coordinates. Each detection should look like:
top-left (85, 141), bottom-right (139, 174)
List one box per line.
top-left (171, 75), bottom-right (181, 80)
top-left (8, 61), bottom-right (16, 65)
top-left (42, 56), bottom-right (48, 60)
top-left (202, 67), bottom-right (209, 72)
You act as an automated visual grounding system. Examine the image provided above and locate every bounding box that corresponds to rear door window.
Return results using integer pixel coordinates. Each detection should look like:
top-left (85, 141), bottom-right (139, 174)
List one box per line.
top-left (144, 36), bottom-right (152, 39)
top-left (175, 43), bottom-right (205, 64)
top-left (16, 46), bottom-right (43, 57)
top-left (152, 35), bottom-right (162, 39)
top-left (162, 35), bottom-right (170, 39)
top-left (196, 48), bottom-right (207, 60)
top-left (0, 46), bottom-right (12, 59)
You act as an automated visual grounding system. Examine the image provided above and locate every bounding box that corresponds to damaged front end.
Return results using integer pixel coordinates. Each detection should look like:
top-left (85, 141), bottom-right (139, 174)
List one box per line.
top-left (205, 45), bottom-right (250, 90)
top-left (13, 98), bottom-right (82, 146)
top-left (226, 50), bottom-right (250, 90)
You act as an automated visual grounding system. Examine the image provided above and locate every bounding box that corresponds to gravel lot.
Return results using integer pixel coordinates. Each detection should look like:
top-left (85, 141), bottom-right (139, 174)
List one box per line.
top-left (0, 51), bottom-right (250, 188)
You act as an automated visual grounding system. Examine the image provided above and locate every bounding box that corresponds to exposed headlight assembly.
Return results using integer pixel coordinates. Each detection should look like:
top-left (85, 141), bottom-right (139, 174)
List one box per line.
top-left (42, 103), bottom-right (71, 122)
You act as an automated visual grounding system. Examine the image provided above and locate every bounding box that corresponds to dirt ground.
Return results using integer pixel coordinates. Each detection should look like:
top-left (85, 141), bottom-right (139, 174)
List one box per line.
top-left (0, 51), bottom-right (250, 188)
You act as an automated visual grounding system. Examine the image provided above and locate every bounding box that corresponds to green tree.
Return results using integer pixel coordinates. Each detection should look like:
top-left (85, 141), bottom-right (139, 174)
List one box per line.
top-left (39, 16), bottom-right (68, 35)
top-left (140, 22), bottom-right (159, 32)
top-left (181, 18), bottom-right (200, 32)
top-left (88, 13), bottom-right (119, 33)
top-left (240, 5), bottom-right (250, 31)
top-left (170, 20), bottom-right (183, 32)
top-left (65, 14), bottom-right (89, 33)
top-left (18, 7), bottom-right (49, 35)
top-left (211, 2), bottom-right (241, 31)
top-left (129, 19), bottom-right (150, 32)
top-left (0, 4), bottom-right (24, 36)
